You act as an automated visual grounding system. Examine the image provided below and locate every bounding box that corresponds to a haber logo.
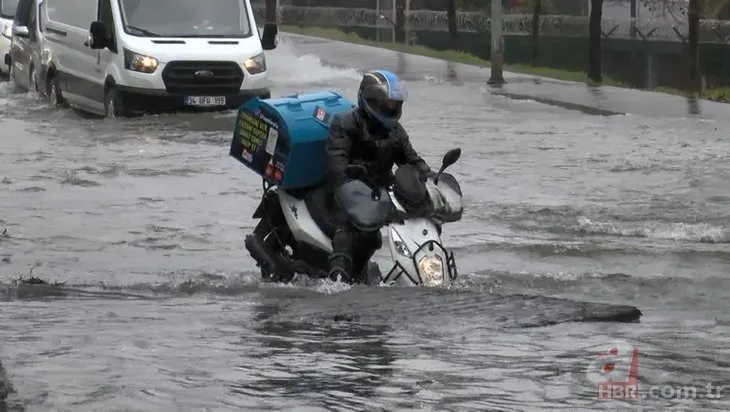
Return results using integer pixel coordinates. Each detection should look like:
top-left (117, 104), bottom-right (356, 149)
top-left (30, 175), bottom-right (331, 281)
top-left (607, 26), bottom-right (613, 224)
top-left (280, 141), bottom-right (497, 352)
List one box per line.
top-left (585, 339), bottom-right (640, 400)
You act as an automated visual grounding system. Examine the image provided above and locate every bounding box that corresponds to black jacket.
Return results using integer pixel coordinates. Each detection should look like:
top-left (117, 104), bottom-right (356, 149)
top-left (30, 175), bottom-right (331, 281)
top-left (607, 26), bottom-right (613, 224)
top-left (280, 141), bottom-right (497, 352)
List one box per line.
top-left (325, 108), bottom-right (431, 189)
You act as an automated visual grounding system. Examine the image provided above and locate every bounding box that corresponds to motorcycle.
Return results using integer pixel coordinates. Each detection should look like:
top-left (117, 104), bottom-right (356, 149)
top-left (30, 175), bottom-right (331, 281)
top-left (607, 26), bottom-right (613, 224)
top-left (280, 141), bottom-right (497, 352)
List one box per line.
top-left (244, 148), bottom-right (464, 287)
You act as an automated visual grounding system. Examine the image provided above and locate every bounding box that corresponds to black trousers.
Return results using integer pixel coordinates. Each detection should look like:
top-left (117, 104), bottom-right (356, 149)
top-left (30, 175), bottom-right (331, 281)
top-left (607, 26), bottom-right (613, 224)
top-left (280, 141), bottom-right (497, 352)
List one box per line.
top-left (329, 206), bottom-right (383, 276)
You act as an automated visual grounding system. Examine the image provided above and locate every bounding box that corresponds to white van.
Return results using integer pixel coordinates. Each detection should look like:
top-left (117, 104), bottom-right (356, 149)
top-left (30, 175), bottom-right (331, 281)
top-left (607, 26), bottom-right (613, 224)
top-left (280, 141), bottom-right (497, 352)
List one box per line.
top-left (1, 0), bottom-right (19, 76)
top-left (42, 0), bottom-right (277, 117)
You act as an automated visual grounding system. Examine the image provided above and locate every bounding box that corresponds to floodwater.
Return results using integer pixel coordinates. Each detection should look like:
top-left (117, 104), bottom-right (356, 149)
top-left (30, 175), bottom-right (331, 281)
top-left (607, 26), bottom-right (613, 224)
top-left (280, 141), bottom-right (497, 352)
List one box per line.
top-left (1, 35), bottom-right (729, 411)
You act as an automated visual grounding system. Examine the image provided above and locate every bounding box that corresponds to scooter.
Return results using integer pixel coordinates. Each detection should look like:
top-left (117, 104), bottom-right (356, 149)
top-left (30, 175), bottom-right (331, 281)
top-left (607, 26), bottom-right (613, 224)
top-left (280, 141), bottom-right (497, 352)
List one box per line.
top-left (244, 148), bottom-right (464, 287)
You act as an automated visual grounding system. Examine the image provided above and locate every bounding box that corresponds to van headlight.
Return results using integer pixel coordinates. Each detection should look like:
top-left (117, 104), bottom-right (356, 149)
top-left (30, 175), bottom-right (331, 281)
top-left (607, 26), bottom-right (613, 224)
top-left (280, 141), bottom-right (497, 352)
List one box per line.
top-left (1, 25), bottom-right (11, 39)
top-left (243, 52), bottom-right (266, 74)
top-left (390, 228), bottom-right (411, 258)
top-left (417, 255), bottom-right (444, 286)
top-left (123, 48), bottom-right (159, 73)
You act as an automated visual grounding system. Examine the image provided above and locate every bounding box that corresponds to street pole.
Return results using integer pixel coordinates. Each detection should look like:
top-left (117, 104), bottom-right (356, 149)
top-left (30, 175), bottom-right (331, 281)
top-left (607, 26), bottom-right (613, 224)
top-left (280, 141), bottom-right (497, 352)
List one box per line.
top-left (488, 0), bottom-right (506, 84)
top-left (376, 0), bottom-right (381, 42)
top-left (405, 0), bottom-right (411, 44)
top-left (391, 0), bottom-right (396, 43)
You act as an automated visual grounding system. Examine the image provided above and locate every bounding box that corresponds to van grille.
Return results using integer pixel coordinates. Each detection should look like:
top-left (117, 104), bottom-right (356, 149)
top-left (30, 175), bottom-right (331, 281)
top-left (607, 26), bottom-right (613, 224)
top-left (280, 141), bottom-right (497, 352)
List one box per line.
top-left (161, 61), bottom-right (244, 95)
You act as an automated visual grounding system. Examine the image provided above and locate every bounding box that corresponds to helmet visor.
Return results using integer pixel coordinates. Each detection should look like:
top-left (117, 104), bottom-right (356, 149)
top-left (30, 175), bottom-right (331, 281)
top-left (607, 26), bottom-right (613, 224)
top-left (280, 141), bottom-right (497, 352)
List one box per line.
top-left (367, 98), bottom-right (403, 119)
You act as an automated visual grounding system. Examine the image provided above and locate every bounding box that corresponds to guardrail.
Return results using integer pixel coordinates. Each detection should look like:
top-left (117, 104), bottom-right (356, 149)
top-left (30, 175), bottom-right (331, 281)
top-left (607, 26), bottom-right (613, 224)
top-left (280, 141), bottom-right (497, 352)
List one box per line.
top-left (252, 5), bottom-right (730, 43)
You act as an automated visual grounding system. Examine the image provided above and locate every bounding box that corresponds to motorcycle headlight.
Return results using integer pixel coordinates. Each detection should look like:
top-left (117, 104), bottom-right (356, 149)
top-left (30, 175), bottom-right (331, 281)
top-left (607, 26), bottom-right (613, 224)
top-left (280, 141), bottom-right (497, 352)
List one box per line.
top-left (123, 48), bottom-right (159, 73)
top-left (390, 227), bottom-right (411, 258)
top-left (1, 25), bottom-right (11, 39)
top-left (243, 52), bottom-right (266, 74)
top-left (417, 255), bottom-right (444, 286)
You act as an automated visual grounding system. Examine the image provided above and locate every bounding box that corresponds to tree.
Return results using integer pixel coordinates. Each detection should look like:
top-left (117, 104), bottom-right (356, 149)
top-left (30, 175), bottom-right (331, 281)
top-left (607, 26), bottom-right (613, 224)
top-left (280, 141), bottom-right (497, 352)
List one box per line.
top-left (687, 0), bottom-right (702, 92)
top-left (447, 0), bottom-right (459, 49)
top-left (587, 0), bottom-right (603, 82)
top-left (531, 0), bottom-right (542, 66)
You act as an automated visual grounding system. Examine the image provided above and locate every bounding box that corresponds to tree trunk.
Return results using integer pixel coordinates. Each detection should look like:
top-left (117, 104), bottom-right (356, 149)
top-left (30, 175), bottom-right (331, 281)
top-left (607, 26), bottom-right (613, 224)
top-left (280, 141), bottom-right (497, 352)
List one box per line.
top-left (687, 0), bottom-right (702, 92)
top-left (395, 0), bottom-right (406, 43)
top-left (531, 0), bottom-right (541, 66)
top-left (447, 0), bottom-right (458, 49)
top-left (587, 0), bottom-right (603, 82)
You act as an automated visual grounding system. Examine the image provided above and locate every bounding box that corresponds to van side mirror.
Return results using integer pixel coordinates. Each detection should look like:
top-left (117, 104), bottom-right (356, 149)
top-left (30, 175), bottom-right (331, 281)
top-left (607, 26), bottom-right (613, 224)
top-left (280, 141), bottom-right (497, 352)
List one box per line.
top-left (260, 23), bottom-right (278, 50)
top-left (88, 21), bottom-right (107, 49)
top-left (13, 26), bottom-right (30, 38)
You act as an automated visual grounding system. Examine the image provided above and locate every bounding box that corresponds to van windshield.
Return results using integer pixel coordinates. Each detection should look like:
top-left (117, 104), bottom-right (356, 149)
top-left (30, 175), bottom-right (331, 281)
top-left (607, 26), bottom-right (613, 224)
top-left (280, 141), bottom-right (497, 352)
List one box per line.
top-left (118, 0), bottom-right (251, 38)
top-left (0, 0), bottom-right (19, 19)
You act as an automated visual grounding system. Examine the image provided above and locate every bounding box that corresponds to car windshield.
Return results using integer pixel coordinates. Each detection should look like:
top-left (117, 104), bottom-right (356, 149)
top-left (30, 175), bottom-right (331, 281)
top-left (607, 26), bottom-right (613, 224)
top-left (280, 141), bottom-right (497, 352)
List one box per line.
top-left (0, 0), bottom-right (19, 19)
top-left (118, 0), bottom-right (251, 38)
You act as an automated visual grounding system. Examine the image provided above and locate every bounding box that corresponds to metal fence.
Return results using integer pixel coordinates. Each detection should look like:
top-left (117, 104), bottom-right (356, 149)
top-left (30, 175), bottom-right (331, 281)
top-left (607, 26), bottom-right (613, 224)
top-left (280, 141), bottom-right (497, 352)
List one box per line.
top-left (252, 4), bottom-right (730, 43)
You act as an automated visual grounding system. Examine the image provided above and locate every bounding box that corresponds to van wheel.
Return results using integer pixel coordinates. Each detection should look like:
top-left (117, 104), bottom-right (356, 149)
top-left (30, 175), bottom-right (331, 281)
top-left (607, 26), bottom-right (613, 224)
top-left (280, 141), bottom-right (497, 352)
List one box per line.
top-left (8, 64), bottom-right (20, 93)
top-left (104, 86), bottom-right (127, 118)
top-left (29, 65), bottom-right (38, 93)
top-left (47, 74), bottom-right (64, 107)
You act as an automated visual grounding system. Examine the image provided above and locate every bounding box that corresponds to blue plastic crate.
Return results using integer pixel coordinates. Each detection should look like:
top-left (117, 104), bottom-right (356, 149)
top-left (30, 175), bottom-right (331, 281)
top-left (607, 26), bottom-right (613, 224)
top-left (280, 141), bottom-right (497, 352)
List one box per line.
top-left (230, 90), bottom-right (355, 189)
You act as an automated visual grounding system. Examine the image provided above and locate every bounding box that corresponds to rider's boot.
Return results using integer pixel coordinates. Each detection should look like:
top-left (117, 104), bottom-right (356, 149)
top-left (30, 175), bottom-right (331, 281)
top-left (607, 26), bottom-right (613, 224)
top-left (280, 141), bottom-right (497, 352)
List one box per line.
top-left (328, 254), bottom-right (352, 283)
top-left (328, 227), bottom-right (354, 283)
top-left (350, 231), bottom-right (383, 284)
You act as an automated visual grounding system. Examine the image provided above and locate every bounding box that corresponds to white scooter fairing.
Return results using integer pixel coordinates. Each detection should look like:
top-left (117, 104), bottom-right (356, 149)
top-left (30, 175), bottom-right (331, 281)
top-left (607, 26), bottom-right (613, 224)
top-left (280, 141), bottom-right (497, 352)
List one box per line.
top-left (381, 178), bottom-right (461, 287)
top-left (278, 189), bottom-right (333, 253)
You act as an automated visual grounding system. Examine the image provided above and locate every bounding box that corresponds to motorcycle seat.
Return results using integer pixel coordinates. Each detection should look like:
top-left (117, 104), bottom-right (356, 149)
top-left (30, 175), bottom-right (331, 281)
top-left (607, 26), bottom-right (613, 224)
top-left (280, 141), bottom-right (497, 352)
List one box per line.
top-left (304, 186), bottom-right (336, 239)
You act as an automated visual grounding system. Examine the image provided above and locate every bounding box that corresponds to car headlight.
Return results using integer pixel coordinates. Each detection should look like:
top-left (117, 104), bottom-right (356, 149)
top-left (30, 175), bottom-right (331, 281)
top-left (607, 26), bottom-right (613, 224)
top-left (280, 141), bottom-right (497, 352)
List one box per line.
top-left (243, 52), bottom-right (266, 74)
top-left (1, 25), bottom-right (11, 39)
top-left (417, 255), bottom-right (444, 286)
top-left (390, 227), bottom-right (411, 258)
top-left (123, 48), bottom-right (159, 73)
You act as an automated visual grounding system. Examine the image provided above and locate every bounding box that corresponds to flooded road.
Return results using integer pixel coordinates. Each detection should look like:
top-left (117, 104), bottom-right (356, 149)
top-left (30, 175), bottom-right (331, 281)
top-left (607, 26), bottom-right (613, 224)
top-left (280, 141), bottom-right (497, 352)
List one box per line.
top-left (1, 35), bottom-right (729, 411)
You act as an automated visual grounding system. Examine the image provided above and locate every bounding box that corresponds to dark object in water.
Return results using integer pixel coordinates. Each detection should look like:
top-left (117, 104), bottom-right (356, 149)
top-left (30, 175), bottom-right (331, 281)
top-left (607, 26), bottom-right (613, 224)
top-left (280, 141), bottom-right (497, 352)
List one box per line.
top-left (0, 359), bottom-right (14, 403)
top-left (334, 313), bottom-right (356, 322)
top-left (18, 276), bottom-right (48, 285)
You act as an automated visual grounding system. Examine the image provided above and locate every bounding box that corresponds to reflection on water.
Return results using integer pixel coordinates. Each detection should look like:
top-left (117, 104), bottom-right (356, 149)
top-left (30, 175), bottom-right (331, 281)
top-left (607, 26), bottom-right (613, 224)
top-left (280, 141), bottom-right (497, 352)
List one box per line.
top-left (687, 95), bottom-right (701, 115)
top-left (396, 52), bottom-right (407, 75)
top-left (446, 61), bottom-right (457, 81)
top-left (232, 303), bottom-right (394, 410)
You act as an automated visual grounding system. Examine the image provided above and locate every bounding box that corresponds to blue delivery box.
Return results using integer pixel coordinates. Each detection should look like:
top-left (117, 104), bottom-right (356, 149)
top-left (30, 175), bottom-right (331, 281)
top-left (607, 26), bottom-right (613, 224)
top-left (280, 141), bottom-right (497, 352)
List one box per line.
top-left (230, 91), bottom-right (355, 189)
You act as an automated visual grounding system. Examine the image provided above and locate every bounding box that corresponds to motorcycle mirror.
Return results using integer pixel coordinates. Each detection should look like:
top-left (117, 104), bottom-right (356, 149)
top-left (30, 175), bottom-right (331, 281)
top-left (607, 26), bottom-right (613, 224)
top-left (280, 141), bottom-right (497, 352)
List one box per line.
top-left (434, 148), bottom-right (461, 184)
top-left (441, 148), bottom-right (461, 169)
top-left (345, 164), bottom-right (368, 180)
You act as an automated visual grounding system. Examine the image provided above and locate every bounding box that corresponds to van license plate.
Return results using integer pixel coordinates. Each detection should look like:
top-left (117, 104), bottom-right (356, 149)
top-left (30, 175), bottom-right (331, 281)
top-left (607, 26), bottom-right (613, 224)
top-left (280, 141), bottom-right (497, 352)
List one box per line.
top-left (185, 96), bottom-right (226, 106)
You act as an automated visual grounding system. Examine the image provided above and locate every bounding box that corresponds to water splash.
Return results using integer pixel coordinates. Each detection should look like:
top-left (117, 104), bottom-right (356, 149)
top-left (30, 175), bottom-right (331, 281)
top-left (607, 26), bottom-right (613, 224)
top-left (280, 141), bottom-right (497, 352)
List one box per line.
top-left (266, 40), bottom-right (361, 88)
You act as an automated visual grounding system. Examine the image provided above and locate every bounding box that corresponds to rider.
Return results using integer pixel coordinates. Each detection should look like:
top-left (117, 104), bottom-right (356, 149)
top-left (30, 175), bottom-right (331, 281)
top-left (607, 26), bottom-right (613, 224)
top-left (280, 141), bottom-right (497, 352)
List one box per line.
top-left (324, 69), bottom-right (434, 283)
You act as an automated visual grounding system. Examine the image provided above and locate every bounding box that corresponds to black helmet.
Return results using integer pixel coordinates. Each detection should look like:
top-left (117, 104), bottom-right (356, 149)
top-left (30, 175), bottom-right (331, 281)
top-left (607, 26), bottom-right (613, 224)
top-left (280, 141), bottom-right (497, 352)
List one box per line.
top-left (357, 69), bottom-right (407, 129)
